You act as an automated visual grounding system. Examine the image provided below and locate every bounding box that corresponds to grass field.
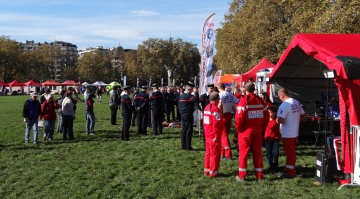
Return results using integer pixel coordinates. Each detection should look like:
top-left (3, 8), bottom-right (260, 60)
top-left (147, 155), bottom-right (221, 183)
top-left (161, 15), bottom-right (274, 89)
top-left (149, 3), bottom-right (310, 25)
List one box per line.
top-left (0, 94), bottom-right (359, 199)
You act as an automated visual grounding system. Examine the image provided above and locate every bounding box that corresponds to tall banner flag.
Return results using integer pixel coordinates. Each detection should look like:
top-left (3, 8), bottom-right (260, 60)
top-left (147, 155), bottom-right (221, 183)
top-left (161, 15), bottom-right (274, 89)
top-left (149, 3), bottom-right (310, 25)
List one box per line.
top-left (136, 78), bottom-right (139, 88)
top-left (149, 77), bottom-right (152, 87)
top-left (200, 13), bottom-right (215, 95)
top-left (161, 78), bottom-right (163, 87)
top-left (212, 70), bottom-right (222, 87)
top-left (194, 76), bottom-right (197, 86)
top-left (123, 76), bottom-right (127, 87)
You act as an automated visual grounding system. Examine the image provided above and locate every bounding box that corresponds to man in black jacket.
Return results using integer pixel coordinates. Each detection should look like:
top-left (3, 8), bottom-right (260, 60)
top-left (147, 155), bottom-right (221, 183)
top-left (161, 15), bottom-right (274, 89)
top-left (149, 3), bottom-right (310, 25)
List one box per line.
top-left (22, 93), bottom-right (42, 144)
top-left (134, 86), bottom-right (150, 135)
top-left (165, 87), bottom-right (176, 122)
top-left (178, 81), bottom-right (199, 150)
top-left (149, 83), bottom-right (165, 135)
top-left (121, 86), bottom-right (133, 141)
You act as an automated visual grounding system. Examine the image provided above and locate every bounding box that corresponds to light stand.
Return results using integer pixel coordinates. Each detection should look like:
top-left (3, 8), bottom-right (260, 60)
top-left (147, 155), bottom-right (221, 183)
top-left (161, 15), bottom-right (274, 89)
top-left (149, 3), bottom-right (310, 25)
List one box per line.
top-left (316, 70), bottom-right (337, 183)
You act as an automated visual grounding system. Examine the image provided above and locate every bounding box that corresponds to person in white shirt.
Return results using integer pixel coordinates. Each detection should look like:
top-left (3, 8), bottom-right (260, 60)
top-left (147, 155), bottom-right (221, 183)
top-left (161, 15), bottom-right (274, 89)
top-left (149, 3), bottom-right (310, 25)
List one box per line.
top-left (62, 90), bottom-right (76, 140)
top-left (217, 82), bottom-right (239, 160)
top-left (276, 88), bottom-right (307, 179)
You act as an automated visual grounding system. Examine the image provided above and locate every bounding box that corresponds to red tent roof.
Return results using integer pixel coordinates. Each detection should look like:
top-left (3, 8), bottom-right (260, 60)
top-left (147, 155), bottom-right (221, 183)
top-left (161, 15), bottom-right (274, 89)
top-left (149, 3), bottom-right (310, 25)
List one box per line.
top-left (0, 81), bottom-right (8, 86)
top-left (235, 58), bottom-right (275, 83)
top-left (8, 80), bottom-right (25, 87)
top-left (62, 80), bottom-right (81, 86)
top-left (24, 79), bottom-right (41, 87)
top-left (42, 80), bottom-right (62, 86)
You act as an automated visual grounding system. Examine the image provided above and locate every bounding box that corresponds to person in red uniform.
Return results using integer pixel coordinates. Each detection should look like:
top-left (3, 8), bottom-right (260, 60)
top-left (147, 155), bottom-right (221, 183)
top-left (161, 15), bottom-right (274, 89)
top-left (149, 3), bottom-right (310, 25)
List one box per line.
top-left (264, 106), bottom-right (280, 171)
top-left (235, 82), bottom-right (267, 181)
top-left (232, 86), bottom-right (247, 145)
top-left (203, 92), bottom-right (224, 177)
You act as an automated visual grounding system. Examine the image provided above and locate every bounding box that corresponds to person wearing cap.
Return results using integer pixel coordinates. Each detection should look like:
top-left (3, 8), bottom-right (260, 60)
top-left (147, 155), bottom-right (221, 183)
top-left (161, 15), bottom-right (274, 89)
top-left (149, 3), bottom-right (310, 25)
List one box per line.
top-left (121, 86), bottom-right (134, 141)
top-left (217, 82), bottom-right (239, 160)
top-left (85, 88), bottom-right (96, 135)
top-left (22, 93), bottom-right (42, 144)
top-left (203, 92), bottom-right (224, 177)
top-left (109, 86), bottom-right (120, 125)
top-left (235, 82), bottom-right (267, 181)
top-left (39, 94), bottom-right (59, 141)
top-left (134, 86), bottom-right (150, 135)
top-left (149, 83), bottom-right (165, 135)
top-left (40, 88), bottom-right (51, 104)
top-left (178, 81), bottom-right (198, 150)
top-left (199, 84), bottom-right (214, 111)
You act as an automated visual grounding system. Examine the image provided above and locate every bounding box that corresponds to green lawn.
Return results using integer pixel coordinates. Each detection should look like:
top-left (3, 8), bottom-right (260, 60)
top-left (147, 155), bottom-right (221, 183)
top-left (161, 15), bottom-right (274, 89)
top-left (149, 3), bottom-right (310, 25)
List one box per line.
top-left (0, 95), bottom-right (359, 199)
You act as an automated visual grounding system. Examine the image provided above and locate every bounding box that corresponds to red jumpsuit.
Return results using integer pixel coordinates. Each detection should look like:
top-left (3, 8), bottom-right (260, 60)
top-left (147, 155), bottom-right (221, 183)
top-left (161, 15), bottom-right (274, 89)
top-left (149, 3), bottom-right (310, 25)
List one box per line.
top-left (235, 93), bottom-right (267, 180)
top-left (203, 102), bottom-right (224, 177)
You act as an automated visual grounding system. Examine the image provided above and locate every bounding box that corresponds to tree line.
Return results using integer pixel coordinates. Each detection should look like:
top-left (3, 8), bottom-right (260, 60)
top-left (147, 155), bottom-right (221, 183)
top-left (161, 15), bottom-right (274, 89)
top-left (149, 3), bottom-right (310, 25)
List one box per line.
top-left (0, 36), bottom-right (200, 87)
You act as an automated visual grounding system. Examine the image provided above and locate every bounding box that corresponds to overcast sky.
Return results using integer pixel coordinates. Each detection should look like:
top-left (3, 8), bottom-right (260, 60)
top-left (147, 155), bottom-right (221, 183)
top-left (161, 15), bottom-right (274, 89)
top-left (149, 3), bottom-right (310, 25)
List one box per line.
top-left (0, 0), bottom-right (230, 51)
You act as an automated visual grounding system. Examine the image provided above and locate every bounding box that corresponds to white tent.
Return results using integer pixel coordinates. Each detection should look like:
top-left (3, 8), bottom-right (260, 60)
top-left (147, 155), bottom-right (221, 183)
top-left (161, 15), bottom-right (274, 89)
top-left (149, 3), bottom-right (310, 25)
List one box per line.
top-left (93, 81), bottom-right (108, 86)
top-left (82, 82), bottom-right (92, 87)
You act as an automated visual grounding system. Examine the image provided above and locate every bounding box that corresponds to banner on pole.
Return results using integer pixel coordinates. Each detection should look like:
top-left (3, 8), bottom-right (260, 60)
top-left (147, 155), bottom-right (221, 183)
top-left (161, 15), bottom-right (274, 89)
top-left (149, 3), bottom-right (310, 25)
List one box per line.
top-left (200, 13), bottom-right (215, 95)
top-left (212, 70), bottom-right (222, 87)
top-left (136, 78), bottom-right (139, 88)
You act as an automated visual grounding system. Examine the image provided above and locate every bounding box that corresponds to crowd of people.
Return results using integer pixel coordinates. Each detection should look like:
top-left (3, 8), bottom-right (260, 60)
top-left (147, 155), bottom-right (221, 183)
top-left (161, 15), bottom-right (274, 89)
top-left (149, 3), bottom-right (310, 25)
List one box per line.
top-left (22, 80), bottom-right (307, 181)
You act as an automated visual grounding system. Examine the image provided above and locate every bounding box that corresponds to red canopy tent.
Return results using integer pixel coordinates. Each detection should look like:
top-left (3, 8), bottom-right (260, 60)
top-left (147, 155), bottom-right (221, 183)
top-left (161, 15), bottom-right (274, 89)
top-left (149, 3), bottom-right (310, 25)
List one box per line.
top-left (0, 81), bottom-right (8, 87)
top-left (269, 34), bottom-right (360, 181)
top-left (8, 80), bottom-right (25, 87)
top-left (42, 80), bottom-right (62, 86)
top-left (62, 80), bottom-right (81, 86)
top-left (234, 58), bottom-right (275, 84)
top-left (24, 79), bottom-right (41, 87)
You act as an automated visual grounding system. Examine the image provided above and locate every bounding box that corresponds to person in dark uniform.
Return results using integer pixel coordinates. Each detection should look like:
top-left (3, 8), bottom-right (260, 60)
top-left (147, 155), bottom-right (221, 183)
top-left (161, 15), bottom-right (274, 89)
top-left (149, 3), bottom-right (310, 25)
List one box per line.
top-left (134, 86), bottom-right (150, 135)
top-left (165, 87), bottom-right (176, 122)
top-left (175, 86), bottom-right (184, 121)
top-left (149, 83), bottom-right (165, 135)
top-left (109, 86), bottom-right (120, 125)
top-left (131, 88), bottom-right (139, 126)
top-left (121, 86), bottom-right (133, 141)
top-left (178, 81), bottom-right (199, 150)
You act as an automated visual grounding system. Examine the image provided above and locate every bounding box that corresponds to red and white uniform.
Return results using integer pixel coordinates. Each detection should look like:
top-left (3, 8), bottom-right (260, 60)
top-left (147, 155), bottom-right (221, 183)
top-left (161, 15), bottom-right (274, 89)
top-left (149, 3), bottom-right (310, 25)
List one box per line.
top-left (233, 94), bottom-right (246, 144)
top-left (277, 98), bottom-right (305, 176)
top-left (219, 91), bottom-right (238, 158)
top-left (235, 93), bottom-right (266, 179)
top-left (203, 102), bottom-right (224, 177)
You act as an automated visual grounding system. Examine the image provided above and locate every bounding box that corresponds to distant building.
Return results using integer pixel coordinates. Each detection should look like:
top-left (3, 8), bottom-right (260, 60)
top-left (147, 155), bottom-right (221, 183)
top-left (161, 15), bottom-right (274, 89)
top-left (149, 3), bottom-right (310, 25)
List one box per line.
top-left (18, 40), bottom-right (78, 80)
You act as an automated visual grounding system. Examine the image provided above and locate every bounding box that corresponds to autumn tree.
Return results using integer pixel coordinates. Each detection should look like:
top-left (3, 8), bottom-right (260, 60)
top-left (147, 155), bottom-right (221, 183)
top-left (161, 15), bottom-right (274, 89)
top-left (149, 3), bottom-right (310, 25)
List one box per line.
top-left (0, 36), bottom-right (24, 82)
top-left (76, 50), bottom-right (113, 83)
top-left (136, 38), bottom-right (200, 86)
top-left (215, 0), bottom-right (360, 74)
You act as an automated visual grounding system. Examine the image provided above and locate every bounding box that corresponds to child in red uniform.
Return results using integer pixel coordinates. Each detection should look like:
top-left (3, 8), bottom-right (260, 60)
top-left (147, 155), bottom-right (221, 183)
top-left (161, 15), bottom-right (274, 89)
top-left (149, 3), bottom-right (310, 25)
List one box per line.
top-left (264, 106), bottom-right (281, 171)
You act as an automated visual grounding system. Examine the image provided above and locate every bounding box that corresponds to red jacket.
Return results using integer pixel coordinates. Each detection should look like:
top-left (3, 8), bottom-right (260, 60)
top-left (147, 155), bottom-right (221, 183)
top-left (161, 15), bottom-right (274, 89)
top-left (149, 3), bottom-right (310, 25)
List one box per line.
top-left (39, 101), bottom-right (59, 121)
top-left (203, 102), bottom-right (224, 142)
top-left (264, 119), bottom-right (281, 141)
top-left (235, 93), bottom-right (267, 132)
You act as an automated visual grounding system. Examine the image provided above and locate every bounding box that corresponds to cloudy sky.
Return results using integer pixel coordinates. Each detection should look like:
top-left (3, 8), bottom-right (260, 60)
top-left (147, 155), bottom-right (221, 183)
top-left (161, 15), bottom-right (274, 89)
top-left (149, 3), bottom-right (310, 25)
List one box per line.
top-left (0, 0), bottom-right (230, 51)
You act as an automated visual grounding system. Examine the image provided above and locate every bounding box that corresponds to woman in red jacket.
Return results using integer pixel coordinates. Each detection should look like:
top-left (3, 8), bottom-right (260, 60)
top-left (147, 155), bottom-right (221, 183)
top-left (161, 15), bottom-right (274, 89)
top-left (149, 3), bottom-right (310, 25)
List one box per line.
top-left (39, 94), bottom-right (59, 141)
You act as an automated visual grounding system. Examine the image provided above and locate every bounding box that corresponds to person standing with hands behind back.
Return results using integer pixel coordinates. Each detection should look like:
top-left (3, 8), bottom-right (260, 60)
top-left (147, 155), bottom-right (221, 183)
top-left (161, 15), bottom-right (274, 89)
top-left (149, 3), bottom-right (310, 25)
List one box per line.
top-left (203, 92), bottom-right (224, 178)
top-left (276, 88), bottom-right (307, 179)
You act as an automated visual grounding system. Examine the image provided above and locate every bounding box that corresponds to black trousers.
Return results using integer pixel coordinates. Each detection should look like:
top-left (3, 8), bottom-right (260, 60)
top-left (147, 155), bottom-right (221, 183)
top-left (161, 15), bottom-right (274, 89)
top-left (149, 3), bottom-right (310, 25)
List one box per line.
top-left (132, 111), bottom-right (137, 126)
top-left (137, 111), bottom-right (148, 135)
top-left (122, 112), bottom-right (131, 140)
top-left (166, 104), bottom-right (175, 122)
top-left (152, 108), bottom-right (164, 135)
top-left (181, 113), bottom-right (193, 150)
top-left (110, 107), bottom-right (117, 125)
